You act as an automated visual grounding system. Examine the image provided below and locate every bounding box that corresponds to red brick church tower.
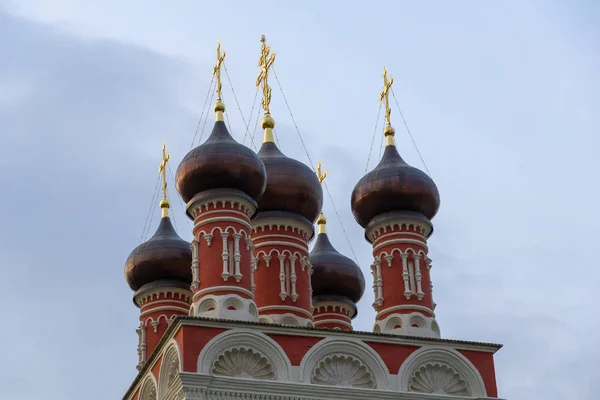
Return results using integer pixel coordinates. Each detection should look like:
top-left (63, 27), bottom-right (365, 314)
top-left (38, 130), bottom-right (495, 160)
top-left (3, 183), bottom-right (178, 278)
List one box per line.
top-left (122, 38), bottom-right (503, 400)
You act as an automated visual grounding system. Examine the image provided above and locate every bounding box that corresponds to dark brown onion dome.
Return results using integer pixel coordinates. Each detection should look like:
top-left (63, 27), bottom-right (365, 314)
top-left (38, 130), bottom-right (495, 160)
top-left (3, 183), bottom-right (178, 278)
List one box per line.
top-left (351, 143), bottom-right (440, 228)
top-left (309, 215), bottom-right (365, 304)
top-left (257, 141), bottom-right (323, 223)
top-left (124, 216), bottom-right (192, 292)
top-left (175, 118), bottom-right (267, 206)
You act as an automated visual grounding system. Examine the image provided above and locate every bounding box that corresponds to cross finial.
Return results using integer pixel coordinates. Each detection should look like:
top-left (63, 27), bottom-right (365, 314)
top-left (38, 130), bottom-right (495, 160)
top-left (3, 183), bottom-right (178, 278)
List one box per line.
top-left (256, 35), bottom-right (277, 115)
top-left (212, 41), bottom-right (227, 102)
top-left (379, 67), bottom-right (394, 127)
top-left (158, 143), bottom-right (171, 217)
top-left (316, 161), bottom-right (327, 184)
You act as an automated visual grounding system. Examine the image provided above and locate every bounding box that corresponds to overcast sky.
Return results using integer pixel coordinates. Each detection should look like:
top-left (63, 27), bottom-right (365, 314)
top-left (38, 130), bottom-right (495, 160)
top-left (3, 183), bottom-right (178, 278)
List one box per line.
top-left (0, 1), bottom-right (598, 399)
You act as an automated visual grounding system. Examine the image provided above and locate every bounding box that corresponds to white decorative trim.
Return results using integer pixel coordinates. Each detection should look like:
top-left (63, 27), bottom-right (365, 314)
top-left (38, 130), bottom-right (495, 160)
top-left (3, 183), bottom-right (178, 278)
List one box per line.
top-left (197, 208), bottom-right (250, 220)
top-left (373, 230), bottom-right (427, 245)
top-left (366, 218), bottom-right (432, 243)
top-left (212, 347), bottom-right (276, 380)
top-left (299, 337), bottom-right (389, 389)
top-left (255, 240), bottom-right (308, 253)
top-left (258, 312), bottom-right (313, 327)
top-left (409, 361), bottom-right (469, 395)
top-left (314, 313), bottom-right (351, 321)
top-left (190, 239), bottom-right (200, 290)
top-left (194, 286), bottom-right (254, 299)
top-left (371, 259), bottom-right (383, 308)
top-left (189, 195), bottom-right (256, 220)
top-left (252, 233), bottom-right (307, 245)
top-left (158, 340), bottom-right (183, 399)
top-left (140, 299), bottom-right (191, 311)
top-left (376, 304), bottom-right (435, 318)
top-left (373, 238), bottom-right (428, 254)
top-left (311, 354), bottom-right (376, 388)
top-left (195, 216), bottom-right (251, 233)
top-left (192, 294), bottom-right (258, 322)
top-left (252, 218), bottom-right (314, 241)
top-left (375, 248), bottom-right (429, 301)
top-left (313, 319), bottom-right (353, 329)
top-left (374, 311), bottom-right (440, 338)
top-left (197, 329), bottom-right (293, 381)
top-left (138, 373), bottom-right (158, 400)
top-left (140, 306), bottom-right (190, 319)
top-left (221, 231), bottom-right (231, 281)
top-left (258, 305), bottom-right (314, 319)
top-left (136, 323), bottom-right (147, 370)
top-left (397, 346), bottom-right (487, 397)
top-left (313, 301), bottom-right (355, 317)
top-left (135, 288), bottom-right (192, 308)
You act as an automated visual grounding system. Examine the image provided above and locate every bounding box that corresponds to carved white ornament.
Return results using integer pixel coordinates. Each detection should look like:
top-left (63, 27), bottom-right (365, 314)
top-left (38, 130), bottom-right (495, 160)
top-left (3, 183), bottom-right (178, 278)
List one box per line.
top-left (311, 354), bottom-right (376, 389)
top-left (212, 347), bottom-right (276, 380)
top-left (409, 362), bottom-right (470, 396)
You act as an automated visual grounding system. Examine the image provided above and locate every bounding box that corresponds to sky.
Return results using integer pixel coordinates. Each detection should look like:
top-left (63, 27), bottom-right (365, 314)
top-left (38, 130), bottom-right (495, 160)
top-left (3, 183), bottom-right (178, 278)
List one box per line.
top-left (0, 1), bottom-right (598, 399)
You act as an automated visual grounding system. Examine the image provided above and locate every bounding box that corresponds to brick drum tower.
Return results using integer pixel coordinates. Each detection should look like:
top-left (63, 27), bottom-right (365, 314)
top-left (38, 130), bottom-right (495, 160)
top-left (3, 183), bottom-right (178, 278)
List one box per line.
top-left (122, 39), bottom-right (503, 400)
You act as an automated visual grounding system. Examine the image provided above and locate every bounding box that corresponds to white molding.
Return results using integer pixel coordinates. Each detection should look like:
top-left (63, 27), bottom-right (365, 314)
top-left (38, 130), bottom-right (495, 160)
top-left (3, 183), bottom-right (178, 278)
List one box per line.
top-left (252, 217), bottom-right (314, 241)
top-left (258, 312), bottom-right (314, 328)
top-left (258, 305), bottom-right (314, 319)
top-left (376, 305), bottom-right (435, 319)
top-left (252, 233), bottom-right (308, 245)
top-left (366, 219), bottom-right (432, 243)
top-left (158, 340), bottom-right (183, 399)
top-left (194, 286), bottom-right (254, 299)
top-left (196, 329), bottom-right (293, 381)
top-left (314, 313), bottom-right (351, 321)
top-left (254, 240), bottom-right (309, 253)
top-left (299, 337), bottom-right (389, 389)
top-left (135, 288), bottom-right (192, 308)
top-left (141, 299), bottom-right (192, 311)
top-left (373, 238), bottom-right (428, 254)
top-left (176, 372), bottom-right (505, 400)
top-left (140, 306), bottom-right (190, 319)
top-left (189, 195), bottom-right (256, 220)
top-left (195, 216), bottom-right (251, 233)
top-left (397, 346), bottom-right (487, 397)
top-left (374, 312), bottom-right (440, 338)
top-left (192, 294), bottom-right (259, 322)
top-left (314, 319), bottom-right (353, 329)
top-left (138, 373), bottom-right (158, 400)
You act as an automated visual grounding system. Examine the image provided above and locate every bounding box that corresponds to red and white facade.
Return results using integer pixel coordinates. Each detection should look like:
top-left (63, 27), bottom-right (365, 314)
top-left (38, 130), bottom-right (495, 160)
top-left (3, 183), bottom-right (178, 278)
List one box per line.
top-left (252, 214), bottom-right (315, 327)
top-left (187, 189), bottom-right (260, 322)
top-left (122, 43), bottom-right (503, 400)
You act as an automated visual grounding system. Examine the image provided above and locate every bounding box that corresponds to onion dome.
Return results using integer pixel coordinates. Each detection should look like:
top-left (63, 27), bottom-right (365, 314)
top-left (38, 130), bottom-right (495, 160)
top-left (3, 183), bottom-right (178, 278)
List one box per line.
top-left (175, 101), bottom-right (267, 207)
top-left (256, 114), bottom-right (323, 224)
top-left (309, 213), bottom-right (365, 304)
top-left (124, 199), bottom-right (192, 292)
top-left (352, 68), bottom-right (440, 228)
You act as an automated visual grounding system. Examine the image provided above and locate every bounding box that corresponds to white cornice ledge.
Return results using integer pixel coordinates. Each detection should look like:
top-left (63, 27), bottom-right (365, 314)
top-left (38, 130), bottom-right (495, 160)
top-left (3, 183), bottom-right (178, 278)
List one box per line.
top-left (178, 373), bottom-right (505, 400)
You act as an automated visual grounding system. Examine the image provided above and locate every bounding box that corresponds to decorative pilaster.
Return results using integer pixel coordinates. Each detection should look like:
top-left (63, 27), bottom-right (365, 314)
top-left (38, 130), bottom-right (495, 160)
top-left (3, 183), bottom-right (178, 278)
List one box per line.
top-left (252, 212), bottom-right (314, 327)
top-left (188, 189), bottom-right (260, 322)
top-left (366, 212), bottom-right (440, 338)
top-left (134, 282), bottom-right (192, 360)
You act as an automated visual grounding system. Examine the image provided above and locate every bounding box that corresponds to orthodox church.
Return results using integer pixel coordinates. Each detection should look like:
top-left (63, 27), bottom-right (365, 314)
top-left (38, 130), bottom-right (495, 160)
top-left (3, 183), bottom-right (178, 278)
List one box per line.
top-left (122, 37), bottom-right (503, 400)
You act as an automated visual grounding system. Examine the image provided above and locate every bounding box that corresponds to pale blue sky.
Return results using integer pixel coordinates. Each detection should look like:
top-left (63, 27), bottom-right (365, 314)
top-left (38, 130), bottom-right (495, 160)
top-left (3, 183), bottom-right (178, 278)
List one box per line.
top-left (0, 1), bottom-right (598, 399)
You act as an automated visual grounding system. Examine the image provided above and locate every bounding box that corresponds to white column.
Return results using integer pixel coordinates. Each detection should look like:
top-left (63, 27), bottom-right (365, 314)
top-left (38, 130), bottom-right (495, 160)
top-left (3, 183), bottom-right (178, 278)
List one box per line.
top-left (289, 256), bottom-right (298, 302)
top-left (414, 254), bottom-right (424, 300)
top-left (136, 323), bottom-right (147, 365)
top-left (401, 253), bottom-right (412, 299)
top-left (375, 258), bottom-right (383, 306)
top-left (190, 239), bottom-right (200, 290)
top-left (308, 262), bottom-right (314, 312)
top-left (279, 254), bottom-right (287, 301)
top-left (233, 233), bottom-right (242, 282)
top-left (221, 232), bottom-right (230, 281)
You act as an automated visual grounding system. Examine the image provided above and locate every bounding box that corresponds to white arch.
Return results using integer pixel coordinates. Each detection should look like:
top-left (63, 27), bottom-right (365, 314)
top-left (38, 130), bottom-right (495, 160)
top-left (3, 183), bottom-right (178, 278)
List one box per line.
top-left (299, 337), bottom-right (389, 389)
top-left (197, 329), bottom-right (292, 381)
top-left (157, 339), bottom-right (182, 399)
top-left (139, 373), bottom-right (158, 400)
top-left (397, 346), bottom-right (487, 396)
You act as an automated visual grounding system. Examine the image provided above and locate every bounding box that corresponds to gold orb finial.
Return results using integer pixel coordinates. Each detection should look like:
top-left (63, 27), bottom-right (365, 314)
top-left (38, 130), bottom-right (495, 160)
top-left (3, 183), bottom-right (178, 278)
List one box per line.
top-left (317, 212), bottom-right (327, 234)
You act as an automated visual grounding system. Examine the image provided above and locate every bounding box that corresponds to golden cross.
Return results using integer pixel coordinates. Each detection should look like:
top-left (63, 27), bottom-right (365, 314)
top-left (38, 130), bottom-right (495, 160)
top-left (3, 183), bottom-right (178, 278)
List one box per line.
top-left (158, 143), bottom-right (171, 200)
top-left (379, 67), bottom-right (394, 126)
top-left (212, 41), bottom-right (227, 101)
top-left (256, 35), bottom-right (276, 114)
top-left (316, 161), bottom-right (327, 184)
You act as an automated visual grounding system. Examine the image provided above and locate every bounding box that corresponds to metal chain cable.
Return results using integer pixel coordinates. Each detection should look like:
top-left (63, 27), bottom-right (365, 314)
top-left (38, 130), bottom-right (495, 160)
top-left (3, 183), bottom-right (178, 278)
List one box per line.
top-left (190, 76), bottom-right (215, 149)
